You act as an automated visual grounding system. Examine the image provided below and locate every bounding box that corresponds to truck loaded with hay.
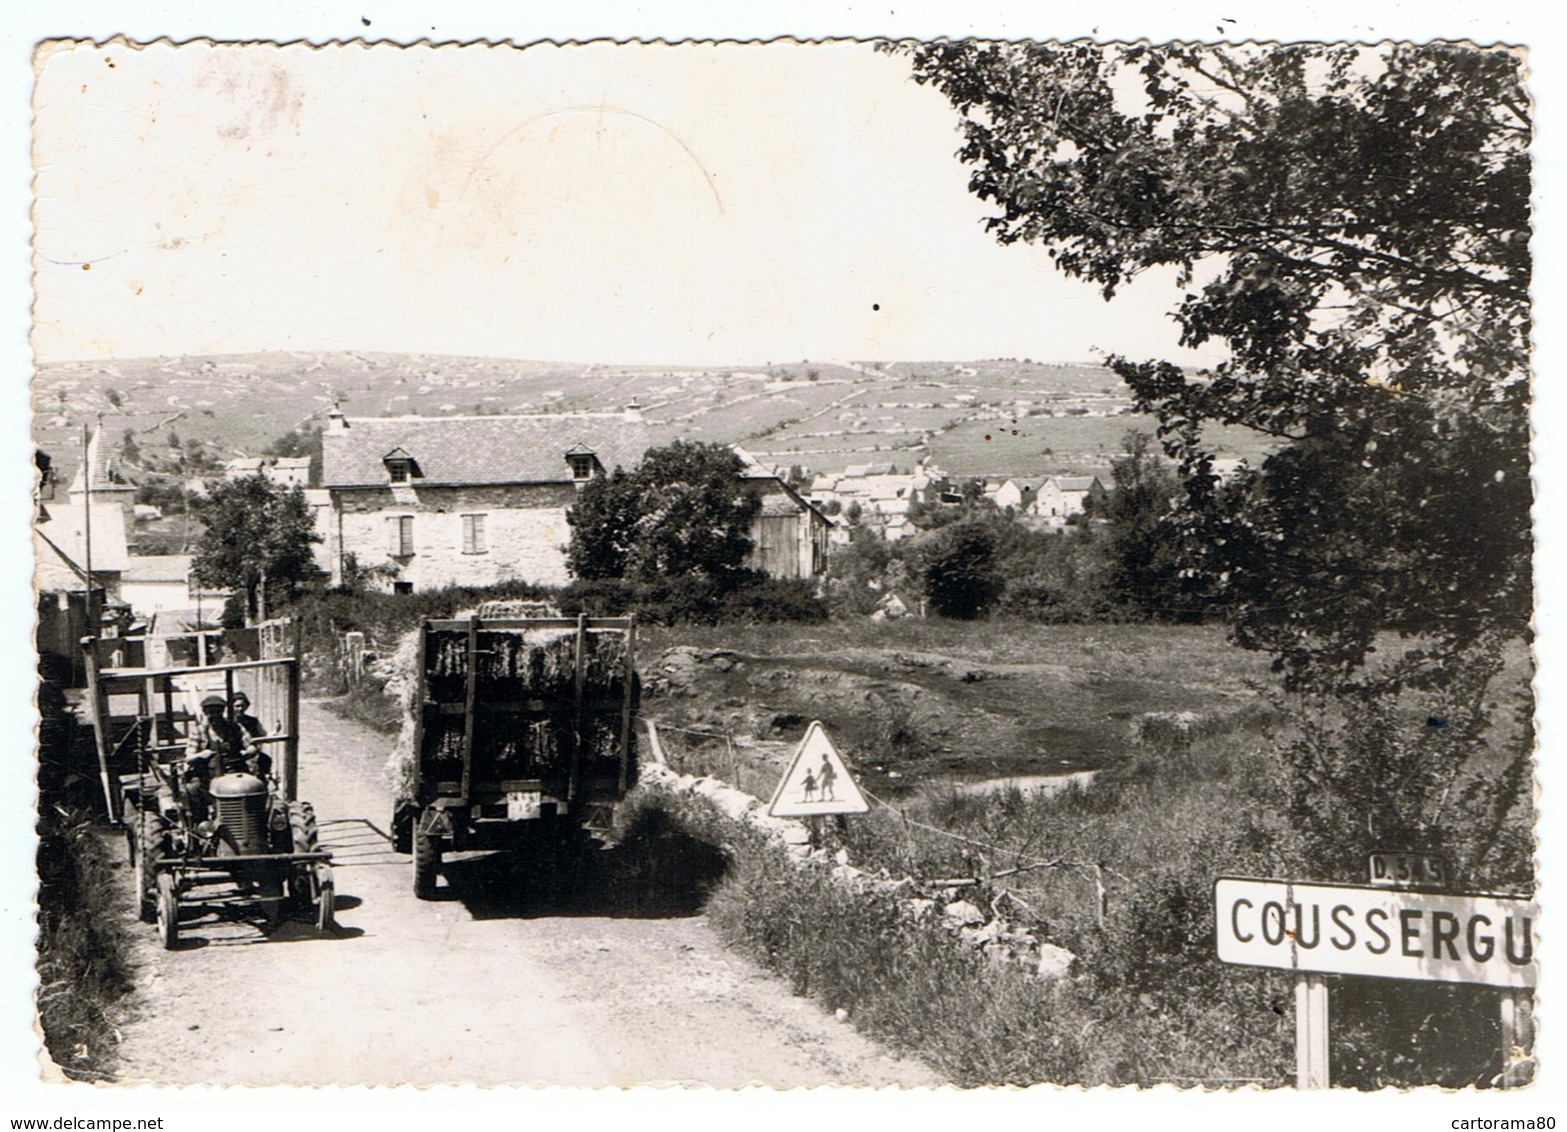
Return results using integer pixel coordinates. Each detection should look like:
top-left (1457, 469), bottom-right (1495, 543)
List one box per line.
top-left (389, 610), bottom-right (639, 899)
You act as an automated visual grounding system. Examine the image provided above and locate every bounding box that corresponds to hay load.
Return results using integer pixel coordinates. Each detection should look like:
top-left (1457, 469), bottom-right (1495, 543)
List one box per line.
top-left (386, 614), bottom-right (639, 806)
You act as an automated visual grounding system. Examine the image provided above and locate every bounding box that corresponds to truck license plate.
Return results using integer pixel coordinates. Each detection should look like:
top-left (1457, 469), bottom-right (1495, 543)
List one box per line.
top-left (505, 791), bottom-right (542, 820)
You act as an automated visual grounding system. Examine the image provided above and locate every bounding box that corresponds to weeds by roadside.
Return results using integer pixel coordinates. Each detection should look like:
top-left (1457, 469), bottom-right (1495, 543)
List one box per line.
top-left (36, 804), bottom-right (133, 1081)
top-left (630, 762), bottom-right (1297, 1086)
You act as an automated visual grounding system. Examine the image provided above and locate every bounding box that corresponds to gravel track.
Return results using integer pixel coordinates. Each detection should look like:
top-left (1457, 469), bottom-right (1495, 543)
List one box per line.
top-left (111, 700), bottom-right (937, 1088)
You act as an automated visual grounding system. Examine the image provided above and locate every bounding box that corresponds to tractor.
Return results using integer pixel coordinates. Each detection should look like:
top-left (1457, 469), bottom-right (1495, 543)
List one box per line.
top-left (124, 721), bottom-right (334, 948)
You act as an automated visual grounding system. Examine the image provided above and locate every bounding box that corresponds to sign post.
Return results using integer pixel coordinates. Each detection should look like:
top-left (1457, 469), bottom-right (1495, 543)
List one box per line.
top-left (1295, 973), bottom-right (1329, 1089)
top-left (1215, 876), bottom-right (1537, 1089)
top-left (1499, 989), bottom-right (1534, 1087)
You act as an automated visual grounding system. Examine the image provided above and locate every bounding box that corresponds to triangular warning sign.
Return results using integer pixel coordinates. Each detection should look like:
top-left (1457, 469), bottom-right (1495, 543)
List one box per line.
top-left (767, 721), bottom-right (870, 818)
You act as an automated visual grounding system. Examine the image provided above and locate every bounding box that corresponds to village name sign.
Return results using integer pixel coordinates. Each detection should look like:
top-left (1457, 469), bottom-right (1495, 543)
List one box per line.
top-left (1215, 878), bottom-right (1536, 988)
top-left (1215, 875), bottom-right (1537, 1089)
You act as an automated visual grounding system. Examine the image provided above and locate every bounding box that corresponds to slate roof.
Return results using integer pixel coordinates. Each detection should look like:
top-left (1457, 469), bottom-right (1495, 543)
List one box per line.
top-left (321, 414), bottom-right (664, 488)
top-left (35, 501), bottom-right (129, 573)
top-left (123, 554), bottom-right (194, 584)
top-left (759, 494), bottom-right (804, 517)
top-left (1051, 476), bottom-right (1102, 492)
top-left (67, 426), bottom-right (135, 494)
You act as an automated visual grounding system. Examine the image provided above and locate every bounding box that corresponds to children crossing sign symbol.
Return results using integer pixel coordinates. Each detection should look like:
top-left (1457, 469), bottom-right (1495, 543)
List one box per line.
top-left (767, 721), bottom-right (870, 818)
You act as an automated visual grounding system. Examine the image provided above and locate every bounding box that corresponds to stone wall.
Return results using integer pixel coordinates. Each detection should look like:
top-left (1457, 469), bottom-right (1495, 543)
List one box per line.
top-left (329, 482), bottom-right (579, 591)
top-left (635, 739), bottom-right (1075, 981)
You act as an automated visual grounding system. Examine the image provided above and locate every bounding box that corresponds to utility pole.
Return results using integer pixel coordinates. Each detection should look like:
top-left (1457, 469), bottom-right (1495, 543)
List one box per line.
top-left (81, 423), bottom-right (94, 625)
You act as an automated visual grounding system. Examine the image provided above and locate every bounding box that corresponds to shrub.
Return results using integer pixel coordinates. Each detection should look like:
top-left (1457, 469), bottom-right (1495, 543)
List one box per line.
top-left (922, 521), bottom-right (1003, 619)
top-left (563, 574), bottom-right (826, 626)
top-left (717, 577), bottom-right (828, 624)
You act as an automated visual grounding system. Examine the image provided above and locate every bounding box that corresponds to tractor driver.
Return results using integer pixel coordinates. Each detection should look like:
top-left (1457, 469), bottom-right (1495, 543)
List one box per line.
top-left (186, 693), bottom-right (272, 780)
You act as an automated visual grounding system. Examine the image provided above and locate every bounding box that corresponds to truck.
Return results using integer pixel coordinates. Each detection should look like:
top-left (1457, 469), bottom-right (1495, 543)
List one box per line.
top-left (392, 613), bottom-right (639, 900)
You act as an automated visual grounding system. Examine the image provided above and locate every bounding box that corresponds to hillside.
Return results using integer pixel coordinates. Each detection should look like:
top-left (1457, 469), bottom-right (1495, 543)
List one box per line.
top-left (33, 351), bottom-right (1277, 484)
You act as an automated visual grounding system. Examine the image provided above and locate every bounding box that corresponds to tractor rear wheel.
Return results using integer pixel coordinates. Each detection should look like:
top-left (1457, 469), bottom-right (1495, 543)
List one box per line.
top-left (134, 813), bottom-right (161, 923)
top-left (156, 872), bottom-right (178, 950)
top-left (412, 830), bottom-right (440, 900)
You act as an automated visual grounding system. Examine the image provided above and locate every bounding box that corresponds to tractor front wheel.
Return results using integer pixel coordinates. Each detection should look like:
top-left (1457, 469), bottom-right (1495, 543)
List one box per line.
top-left (288, 802), bottom-right (320, 910)
top-left (315, 863), bottom-right (336, 932)
top-left (412, 831), bottom-right (440, 900)
top-left (134, 813), bottom-right (162, 923)
top-left (156, 872), bottom-right (178, 950)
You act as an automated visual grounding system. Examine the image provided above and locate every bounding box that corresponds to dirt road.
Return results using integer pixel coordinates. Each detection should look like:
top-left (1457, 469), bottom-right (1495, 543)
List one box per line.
top-left (112, 701), bottom-right (937, 1087)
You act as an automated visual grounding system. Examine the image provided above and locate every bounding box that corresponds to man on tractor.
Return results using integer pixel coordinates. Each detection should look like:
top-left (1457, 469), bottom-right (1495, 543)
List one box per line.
top-left (230, 691), bottom-right (266, 741)
top-left (187, 693), bottom-right (272, 780)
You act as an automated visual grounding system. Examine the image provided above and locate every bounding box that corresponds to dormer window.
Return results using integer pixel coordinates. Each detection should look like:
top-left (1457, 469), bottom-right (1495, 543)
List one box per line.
top-left (382, 447), bottom-right (420, 485)
top-left (565, 444), bottom-right (600, 485)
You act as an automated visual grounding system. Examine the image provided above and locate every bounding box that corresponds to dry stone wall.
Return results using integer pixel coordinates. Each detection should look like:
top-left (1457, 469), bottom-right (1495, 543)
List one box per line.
top-left (636, 758), bottom-right (1075, 981)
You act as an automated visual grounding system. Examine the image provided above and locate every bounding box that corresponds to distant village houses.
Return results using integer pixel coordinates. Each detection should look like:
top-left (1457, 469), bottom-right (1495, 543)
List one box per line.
top-left (225, 455), bottom-right (312, 489)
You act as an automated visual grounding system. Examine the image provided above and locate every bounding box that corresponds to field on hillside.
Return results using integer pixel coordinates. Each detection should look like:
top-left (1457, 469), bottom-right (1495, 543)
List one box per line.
top-left (636, 619), bottom-right (1276, 797)
top-left (36, 351), bottom-right (1266, 484)
top-left (928, 413), bottom-right (1280, 479)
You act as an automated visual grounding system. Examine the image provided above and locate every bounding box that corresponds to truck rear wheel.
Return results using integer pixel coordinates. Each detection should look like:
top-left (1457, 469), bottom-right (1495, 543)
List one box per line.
top-left (391, 802), bottom-right (415, 855)
top-left (413, 831), bottom-right (440, 900)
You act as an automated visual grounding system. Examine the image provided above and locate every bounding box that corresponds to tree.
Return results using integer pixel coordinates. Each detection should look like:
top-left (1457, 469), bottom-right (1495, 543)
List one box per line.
top-left (1096, 431), bottom-right (1205, 620)
top-left (922, 519), bottom-right (1003, 619)
top-left (191, 475), bottom-right (323, 622)
top-left (891, 41), bottom-right (1529, 692)
top-left (565, 441), bottom-right (761, 585)
top-left (565, 467), bottom-right (645, 581)
top-left (896, 42), bottom-right (1534, 907)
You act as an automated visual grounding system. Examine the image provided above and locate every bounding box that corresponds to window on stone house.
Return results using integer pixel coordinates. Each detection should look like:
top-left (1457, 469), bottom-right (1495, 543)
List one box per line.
top-left (568, 454), bottom-right (595, 482)
top-left (462, 513), bottom-right (487, 554)
top-left (388, 461), bottom-right (410, 485)
top-left (389, 514), bottom-right (414, 557)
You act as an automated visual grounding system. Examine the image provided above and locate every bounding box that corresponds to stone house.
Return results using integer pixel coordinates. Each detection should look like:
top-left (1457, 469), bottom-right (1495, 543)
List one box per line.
top-left (320, 413), bottom-right (831, 593)
top-left (320, 410), bottom-right (660, 593)
top-left (1031, 475), bottom-right (1107, 524)
top-left (119, 553), bottom-right (227, 617)
top-left (987, 478), bottom-right (1035, 512)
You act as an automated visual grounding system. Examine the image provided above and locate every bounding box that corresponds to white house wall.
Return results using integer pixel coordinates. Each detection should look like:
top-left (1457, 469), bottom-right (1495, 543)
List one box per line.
top-left (330, 483), bottom-right (576, 591)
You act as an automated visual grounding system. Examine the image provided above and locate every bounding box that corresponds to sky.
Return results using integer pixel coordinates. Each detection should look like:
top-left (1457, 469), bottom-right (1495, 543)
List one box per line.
top-left (31, 39), bottom-right (1225, 367)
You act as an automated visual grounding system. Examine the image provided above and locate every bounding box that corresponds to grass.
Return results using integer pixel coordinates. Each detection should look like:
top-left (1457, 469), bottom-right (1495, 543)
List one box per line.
top-left (632, 726), bottom-right (1301, 1087)
top-left (643, 675), bottom-right (1532, 1087)
top-left (320, 677), bottom-right (404, 735)
top-left (37, 349), bottom-right (1242, 484)
top-left (928, 413), bottom-right (1280, 479)
top-left (36, 804), bottom-right (135, 1081)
